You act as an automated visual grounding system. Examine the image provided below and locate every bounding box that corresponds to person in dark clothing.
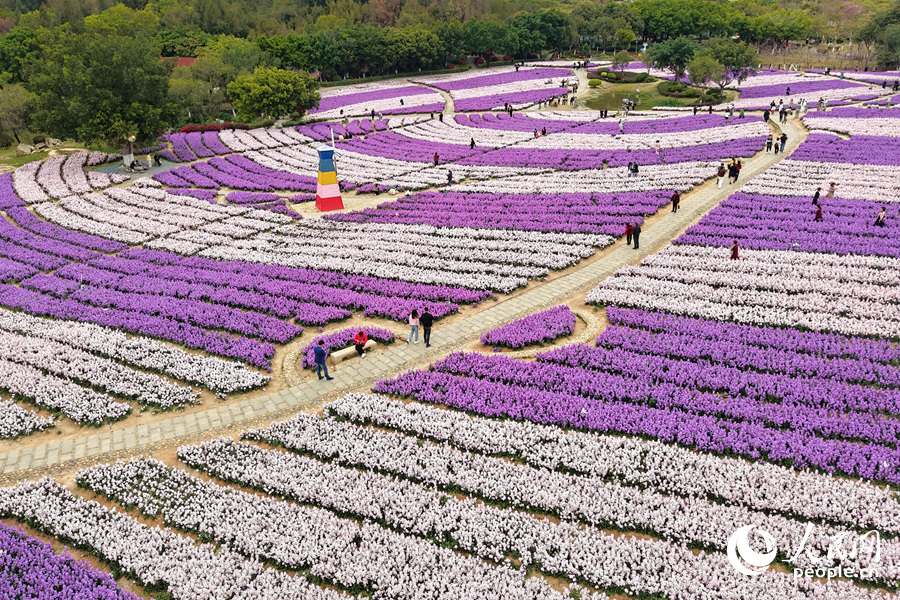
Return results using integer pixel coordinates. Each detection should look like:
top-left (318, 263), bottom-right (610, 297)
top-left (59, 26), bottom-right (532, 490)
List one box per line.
top-left (371, 109), bottom-right (376, 120)
top-left (708, 105), bottom-right (713, 114)
top-left (813, 187), bottom-right (821, 205)
top-left (814, 205), bottom-right (823, 222)
top-left (779, 133), bottom-right (788, 152)
top-left (693, 106), bottom-right (698, 116)
top-left (434, 152), bottom-right (439, 166)
top-left (447, 170), bottom-right (453, 185)
top-left (728, 161), bottom-right (738, 184)
top-left (541, 127), bottom-right (546, 136)
top-left (731, 240), bottom-right (739, 260)
top-left (420, 309), bottom-right (434, 347)
top-left (876, 207), bottom-right (887, 226)
top-left (314, 340), bottom-right (333, 380)
top-left (671, 191), bottom-right (680, 213)
top-left (763, 109), bottom-right (770, 122)
top-left (470, 138), bottom-right (475, 149)
top-left (625, 223), bottom-right (633, 245)
top-left (632, 222), bottom-right (641, 249)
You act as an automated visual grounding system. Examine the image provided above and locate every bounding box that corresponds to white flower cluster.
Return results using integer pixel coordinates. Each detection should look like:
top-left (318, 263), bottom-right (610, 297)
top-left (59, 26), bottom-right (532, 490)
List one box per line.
top-left (0, 478), bottom-right (345, 600)
top-left (587, 244), bottom-right (900, 338)
top-left (742, 160), bottom-right (900, 203)
top-left (0, 307), bottom-right (268, 393)
top-left (12, 160), bottom-right (48, 204)
top-left (456, 161), bottom-right (717, 194)
top-left (243, 408), bottom-right (900, 585)
top-left (802, 117), bottom-right (900, 136)
top-left (399, 119), bottom-right (533, 147)
top-left (330, 394), bottom-right (900, 537)
top-left (199, 219), bottom-right (610, 292)
top-left (254, 145), bottom-right (416, 186)
top-left (737, 72), bottom-right (834, 88)
top-left (34, 202), bottom-right (148, 245)
top-left (0, 328), bottom-right (198, 409)
top-left (0, 356), bottom-right (130, 424)
top-left (0, 397), bottom-right (54, 437)
top-left (77, 456), bottom-right (595, 600)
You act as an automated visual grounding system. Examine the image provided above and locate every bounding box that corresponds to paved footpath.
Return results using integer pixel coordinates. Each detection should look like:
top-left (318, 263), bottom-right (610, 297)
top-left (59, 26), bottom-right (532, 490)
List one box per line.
top-left (0, 117), bottom-right (806, 484)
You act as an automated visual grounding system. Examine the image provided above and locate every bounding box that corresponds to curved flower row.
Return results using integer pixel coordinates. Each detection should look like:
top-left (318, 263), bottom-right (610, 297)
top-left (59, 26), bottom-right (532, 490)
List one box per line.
top-left (480, 305), bottom-right (575, 348)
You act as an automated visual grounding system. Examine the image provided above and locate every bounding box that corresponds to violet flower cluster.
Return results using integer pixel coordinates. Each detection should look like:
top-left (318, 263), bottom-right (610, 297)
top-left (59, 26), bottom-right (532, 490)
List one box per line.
top-left (480, 305), bottom-right (575, 348)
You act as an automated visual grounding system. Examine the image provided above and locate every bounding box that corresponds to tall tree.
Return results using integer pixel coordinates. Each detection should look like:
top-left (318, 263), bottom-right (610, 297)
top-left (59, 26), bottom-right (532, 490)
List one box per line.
top-left (227, 66), bottom-right (319, 120)
top-left (26, 26), bottom-right (171, 143)
top-left (700, 37), bottom-right (758, 89)
top-left (0, 82), bottom-right (33, 144)
top-left (647, 35), bottom-right (698, 81)
top-left (687, 55), bottom-right (723, 88)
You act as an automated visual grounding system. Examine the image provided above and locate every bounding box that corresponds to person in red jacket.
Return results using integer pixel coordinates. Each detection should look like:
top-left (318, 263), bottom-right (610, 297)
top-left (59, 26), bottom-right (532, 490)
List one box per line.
top-left (433, 152), bottom-right (439, 166)
top-left (814, 205), bottom-right (823, 222)
top-left (731, 240), bottom-right (739, 260)
top-left (625, 223), bottom-right (633, 246)
top-left (671, 191), bottom-right (681, 213)
top-left (353, 330), bottom-right (368, 358)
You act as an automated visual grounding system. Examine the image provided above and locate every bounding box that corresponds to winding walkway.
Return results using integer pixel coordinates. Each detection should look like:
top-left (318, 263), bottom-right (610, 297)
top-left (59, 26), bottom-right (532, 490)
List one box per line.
top-left (0, 116), bottom-right (807, 484)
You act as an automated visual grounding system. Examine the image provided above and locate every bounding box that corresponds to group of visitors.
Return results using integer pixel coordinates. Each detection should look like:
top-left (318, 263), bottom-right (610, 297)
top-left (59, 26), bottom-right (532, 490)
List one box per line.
top-left (625, 222), bottom-right (641, 249)
top-left (405, 309), bottom-right (435, 346)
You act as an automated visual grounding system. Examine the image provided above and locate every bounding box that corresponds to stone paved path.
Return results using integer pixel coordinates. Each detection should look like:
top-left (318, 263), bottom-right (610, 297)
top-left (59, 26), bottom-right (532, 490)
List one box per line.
top-left (0, 116), bottom-right (806, 484)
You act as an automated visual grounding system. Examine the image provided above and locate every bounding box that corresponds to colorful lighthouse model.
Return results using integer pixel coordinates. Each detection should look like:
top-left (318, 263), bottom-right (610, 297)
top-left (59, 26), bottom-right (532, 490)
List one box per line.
top-left (315, 145), bottom-right (344, 212)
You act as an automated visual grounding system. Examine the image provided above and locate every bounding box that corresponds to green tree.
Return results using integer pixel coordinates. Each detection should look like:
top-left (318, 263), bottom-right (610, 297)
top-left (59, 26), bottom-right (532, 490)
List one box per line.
top-left (227, 66), bottom-right (319, 120)
top-left (687, 55), bottom-right (723, 88)
top-left (26, 27), bottom-right (171, 143)
top-left (0, 82), bottom-right (33, 144)
top-left (169, 75), bottom-right (226, 122)
top-left (0, 26), bottom-right (40, 83)
top-left (613, 28), bottom-right (635, 52)
top-left (700, 37), bottom-right (758, 89)
top-left (612, 50), bottom-right (631, 71)
top-left (647, 35), bottom-right (698, 81)
top-left (157, 26), bottom-right (212, 57)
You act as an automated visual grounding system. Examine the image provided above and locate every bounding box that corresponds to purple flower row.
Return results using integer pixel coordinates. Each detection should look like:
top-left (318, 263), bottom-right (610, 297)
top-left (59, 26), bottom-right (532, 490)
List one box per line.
top-left (0, 522), bottom-right (138, 600)
top-left (312, 85), bottom-right (434, 113)
top-left (327, 191), bottom-right (668, 235)
top-left (455, 113), bottom-right (580, 134)
top-left (678, 192), bottom-right (900, 257)
top-left (373, 351), bottom-right (900, 484)
top-left (7, 207), bottom-right (123, 252)
top-left (298, 119), bottom-right (388, 141)
top-left (0, 173), bottom-right (24, 210)
top-left (455, 89), bottom-right (570, 112)
top-left (166, 188), bottom-right (217, 201)
top-left (428, 68), bottom-right (571, 92)
top-left (300, 325), bottom-right (395, 368)
top-left (458, 137), bottom-right (765, 170)
top-left (738, 79), bottom-right (864, 99)
top-left (790, 133), bottom-right (900, 166)
top-left (338, 131), bottom-right (482, 163)
top-left (570, 114), bottom-right (760, 136)
top-left (225, 191), bottom-right (281, 204)
top-left (480, 305), bottom-right (575, 348)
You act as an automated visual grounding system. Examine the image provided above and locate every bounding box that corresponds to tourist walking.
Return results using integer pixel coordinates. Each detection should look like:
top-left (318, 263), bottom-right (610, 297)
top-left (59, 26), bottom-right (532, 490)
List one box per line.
top-left (731, 240), bottom-right (739, 260)
top-left (814, 205), bottom-right (823, 222)
top-left (779, 133), bottom-right (788, 152)
top-left (420, 309), bottom-right (434, 347)
top-left (433, 152), bottom-right (439, 166)
top-left (407, 310), bottom-right (420, 344)
top-left (671, 190), bottom-right (680, 213)
top-left (655, 140), bottom-right (661, 155)
top-left (826, 182), bottom-right (836, 198)
top-left (470, 138), bottom-right (475, 149)
top-left (353, 330), bottom-right (368, 358)
top-left (717, 163), bottom-right (727, 188)
top-left (447, 170), bottom-right (453, 185)
top-left (314, 340), bottom-right (333, 381)
top-left (632, 222), bottom-right (641, 249)
top-left (766, 135), bottom-right (773, 153)
top-left (630, 162), bottom-right (640, 177)
top-left (625, 223), bottom-right (633, 245)
top-left (813, 187), bottom-right (821, 205)
top-left (763, 109), bottom-right (770, 123)
top-left (727, 161), bottom-right (738, 184)
top-left (735, 160), bottom-right (742, 182)
top-left (875, 207), bottom-right (887, 227)
top-left (618, 118), bottom-right (625, 134)
top-left (693, 106), bottom-right (698, 116)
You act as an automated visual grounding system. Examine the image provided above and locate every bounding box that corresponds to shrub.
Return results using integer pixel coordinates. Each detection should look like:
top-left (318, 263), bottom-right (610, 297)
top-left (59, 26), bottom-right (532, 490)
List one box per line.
top-left (635, 73), bottom-right (648, 83)
top-left (588, 79), bottom-right (601, 87)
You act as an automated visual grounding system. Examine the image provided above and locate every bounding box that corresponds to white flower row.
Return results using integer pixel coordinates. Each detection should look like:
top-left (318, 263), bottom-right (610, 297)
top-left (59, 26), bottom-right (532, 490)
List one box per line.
top-left (398, 119), bottom-right (532, 147)
top-left (0, 328), bottom-right (198, 408)
top-left (78, 456), bottom-right (594, 600)
top-left (802, 117), bottom-right (900, 136)
top-left (238, 411), bottom-right (896, 596)
top-left (33, 202), bottom-right (148, 244)
top-left (144, 237), bottom-right (206, 255)
top-left (0, 398), bottom-right (53, 437)
top-left (62, 195), bottom-right (179, 237)
top-left (449, 77), bottom-right (571, 102)
top-left (85, 191), bottom-right (204, 230)
top-left (328, 394), bottom-right (900, 537)
top-left (12, 160), bottom-right (48, 204)
top-left (587, 244), bottom-right (900, 338)
top-left (456, 161), bottom-right (717, 194)
top-left (258, 145), bottom-right (415, 185)
top-left (0, 307), bottom-right (268, 393)
top-left (737, 72), bottom-right (834, 88)
top-left (62, 152), bottom-right (94, 194)
top-left (106, 187), bottom-right (225, 221)
top-left (317, 78), bottom-right (416, 99)
top-left (379, 163), bottom-right (550, 188)
top-left (742, 160), bottom-right (900, 203)
top-left (0, 357), bottom-right (130, 424)
top-left (36, 155), bottom-right (70, 198)
top-left (722, 85), bottom-right (872, 109)
top-left (0, 478), bottom-right (342, 600)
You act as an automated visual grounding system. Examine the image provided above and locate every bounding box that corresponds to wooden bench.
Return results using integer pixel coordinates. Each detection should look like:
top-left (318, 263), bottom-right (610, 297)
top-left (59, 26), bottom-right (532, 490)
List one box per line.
top-left (327, 340), bottom-right (377, 366)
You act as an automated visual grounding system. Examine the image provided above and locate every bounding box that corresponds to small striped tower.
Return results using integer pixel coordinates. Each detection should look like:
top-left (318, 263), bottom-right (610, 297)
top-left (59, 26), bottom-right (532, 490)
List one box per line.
top-left (315, 145), bottom-right (343, 211)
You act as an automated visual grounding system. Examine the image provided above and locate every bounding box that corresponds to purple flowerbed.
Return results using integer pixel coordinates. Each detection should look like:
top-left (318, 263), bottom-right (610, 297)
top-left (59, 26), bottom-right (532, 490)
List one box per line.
top-left (6, 207), bottom-right (124, 252)
top-left (737, 79), bottom-right (863, 99)
top-left (374, 302), bottom-right (900, 483)
top-left (298, 120), bottom-right (388, 141)
top-left (805, 107), bottom-right (900, 119)
top-left (225, 191), bottom-right (280, 205)
top-left (0, 522), bottom-right (139, 600)
top-left (327, 191), bottom-right (669, 235)
top-left (166, 188), bottom-right (217, 201)
top-left (159, 156), bottom-right (318, 192)
top-left (381, 103), bottom-right (446, 115)
top-left (458, 137), bottom-right (765, 170)
top-left (300, 325), bottom-right (395, 368)
top-left (0, 173), bottom-right (23, 210)
top-left (429, 68), bottom-right (571, 92)
top-left (571, 114), bottom-right (758, 135)
top-left (789, 133), bottom-right (900, 166)
top-left (455, 113), bottom-right (581, 134)
top-left (678, 192), bottom-right (900, 257)
top-left (338, 131), bottom-right (483, 163)
top-left (312, 86), bottom-right (435, 113)
top-left (480, 305), bottom-right (575, 348)
top-left (455, 89), bottom-right (570, 112)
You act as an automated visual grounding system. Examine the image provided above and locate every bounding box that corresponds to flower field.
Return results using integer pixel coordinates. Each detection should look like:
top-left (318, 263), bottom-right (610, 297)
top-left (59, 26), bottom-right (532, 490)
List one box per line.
top-left (5, 66), bottom-right (900, 600)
